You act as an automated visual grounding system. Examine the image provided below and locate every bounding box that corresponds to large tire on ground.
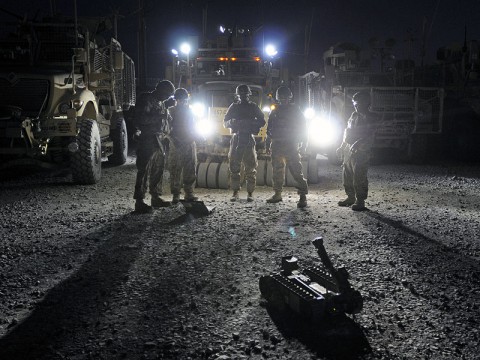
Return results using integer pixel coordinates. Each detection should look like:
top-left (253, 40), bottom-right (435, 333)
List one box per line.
top-left (197, 162), bottom-right (209, 188)
top-left (207, 162), bottom-right (220, 188)
top-left (218, 162), bottom-right (230, 189)
top-left (108, 117), bottom-right (128, 165)
top-left (71, 119), bottom-right (102, 184)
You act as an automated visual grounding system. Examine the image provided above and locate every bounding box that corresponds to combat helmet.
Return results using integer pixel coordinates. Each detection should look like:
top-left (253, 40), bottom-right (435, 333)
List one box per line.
top-left (155, 80), bottom-right (175, 95)
top-left (174, 88), bottom-right (189, 101)
top-left (352, 91), bottom-right (371, 106)
top-left (236, 84), bottom-right (252, 96)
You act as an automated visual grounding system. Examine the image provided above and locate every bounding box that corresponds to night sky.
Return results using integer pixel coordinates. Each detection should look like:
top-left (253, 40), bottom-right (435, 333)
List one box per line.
top-left (2, 0), bottom-right (479, 77)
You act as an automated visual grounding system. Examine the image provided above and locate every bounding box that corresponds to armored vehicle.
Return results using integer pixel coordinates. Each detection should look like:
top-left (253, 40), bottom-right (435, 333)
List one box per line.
top-left (168, 28), bottom-right (319, 188)
top-left (0, 12), bottom-right (135, 184)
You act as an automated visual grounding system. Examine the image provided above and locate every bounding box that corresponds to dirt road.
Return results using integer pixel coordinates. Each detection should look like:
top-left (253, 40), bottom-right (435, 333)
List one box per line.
top-left (1, 157), bottom-right (479, 359)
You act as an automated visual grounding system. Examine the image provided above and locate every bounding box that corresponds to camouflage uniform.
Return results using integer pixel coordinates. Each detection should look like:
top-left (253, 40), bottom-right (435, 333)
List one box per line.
top-left (267, 103), bottom-right (308, 195)
top-left (168, 103), bottom-right (197, 197)
top-left (224, 101), bottom-right (265, 193)
top-left (340, 110), bottom-right (378, 203)
top-left (133, 91), bottom-right (171, 201)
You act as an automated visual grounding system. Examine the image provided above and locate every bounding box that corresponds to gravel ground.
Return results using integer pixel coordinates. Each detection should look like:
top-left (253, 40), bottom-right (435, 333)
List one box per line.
top-left (0, 156), bottom-right (479, 360)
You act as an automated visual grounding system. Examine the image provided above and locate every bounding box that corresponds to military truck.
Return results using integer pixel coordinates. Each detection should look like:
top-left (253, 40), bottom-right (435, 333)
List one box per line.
top-left (297, 45), bottom-right (444, 163)
top-left (167, 28), bottom-right (319, 188)
top-left (0, 12), bottom-right (135, 184)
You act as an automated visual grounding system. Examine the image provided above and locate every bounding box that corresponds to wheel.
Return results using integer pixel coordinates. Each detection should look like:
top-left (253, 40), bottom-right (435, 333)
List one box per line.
top-left (71, 118), bottom-right (101, 184)
top-left (207, 162), bottom-right (220, 188)
top-left (266, 159), bottom-right (273, 187)
top-left (197, 162), bottom-right (209, 188)
top-left (307, 156), bottom-right (319, 184)
top-left (108, 117), bottom-right (128, 165)
top-left (217, 162), bottom-right (230, 189)
top-left (256, 159), bottom-right (266, 186)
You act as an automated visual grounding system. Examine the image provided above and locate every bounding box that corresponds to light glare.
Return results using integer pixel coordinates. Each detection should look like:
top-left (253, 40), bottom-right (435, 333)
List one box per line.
top-left (180, 43), bottom-right (191, 55)
top-left (265, 44), bottom-right (278, 57)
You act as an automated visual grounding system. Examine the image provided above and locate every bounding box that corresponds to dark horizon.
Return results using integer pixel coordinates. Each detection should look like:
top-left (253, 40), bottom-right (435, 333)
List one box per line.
top-left (2, 0), bottom-right (479, 77)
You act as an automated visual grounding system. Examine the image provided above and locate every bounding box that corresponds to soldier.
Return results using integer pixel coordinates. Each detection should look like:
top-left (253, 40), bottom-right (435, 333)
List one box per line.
top-left (336, 91), bottom-right (379, 211)
top-left (167, 88), bottom-right (199, 203)
top-left (265, 85), bottom-right (308, 208)
top-left (133, 80), bottom-right (175, 213)
top-left (224, 84), bottom-right (266, 202)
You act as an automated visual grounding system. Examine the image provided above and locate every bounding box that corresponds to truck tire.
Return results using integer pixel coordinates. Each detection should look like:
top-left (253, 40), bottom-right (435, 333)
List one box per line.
top-left (71, 119), bottom-right (102, 184)
top-left (108, 117), bottom-right (128, 165)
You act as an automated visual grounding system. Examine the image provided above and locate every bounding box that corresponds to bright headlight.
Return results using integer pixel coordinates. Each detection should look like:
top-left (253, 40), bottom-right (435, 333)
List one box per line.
top-left (262, 106), bottom-right (271, 113)
top-left (196, 118), bottom-right (215, 138)
top-left (191, 102), bottom-right (205, 117)
top-left (308, 113), bottom-right (342, 147)
top-left (304, 107), bottom-right (315, 120)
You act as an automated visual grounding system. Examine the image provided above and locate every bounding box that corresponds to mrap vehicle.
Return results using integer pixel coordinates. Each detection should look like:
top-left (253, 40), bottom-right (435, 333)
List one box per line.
top-left (0, 11), bottom-right (135, 184)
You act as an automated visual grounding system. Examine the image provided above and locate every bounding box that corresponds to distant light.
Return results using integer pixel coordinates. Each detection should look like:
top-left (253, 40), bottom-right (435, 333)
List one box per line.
top-left (265, 44), bottom-right (278, 57)
top-left (171, 49), bottom-right (178, 55)
top-left (180, 43), bottom-right (191, 55)
top-left (219, 25), bottom-right (225, 33)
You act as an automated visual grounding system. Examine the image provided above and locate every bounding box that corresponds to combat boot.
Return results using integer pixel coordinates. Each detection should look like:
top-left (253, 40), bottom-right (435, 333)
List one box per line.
top-left (135, 199), bottom-right (153, 214)
top-left (151, 196), bottom-right (168, 208)
top-left (338, 196), bottom-right (355, 207)
top-left (230, 190), bottom-right (239, 202)
top-left (184, 192), bottom-right (199, 202)
top-left (266, 191), bottom-right (282, 203)
top-left (172, 194), bottom-right (180, 204)
top-left (351, 200), bottom-right (366, 211)
top-left (297, 194), bottom-right (307, 208)
top-left (247, 192), bottom-right (254, 202)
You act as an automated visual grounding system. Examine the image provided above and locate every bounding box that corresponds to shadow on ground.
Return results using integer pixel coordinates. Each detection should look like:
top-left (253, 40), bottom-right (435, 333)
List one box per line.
top-left (266, 305), bottom-right (371, 359)
top-left (0, 213), bottom-right (151, 360)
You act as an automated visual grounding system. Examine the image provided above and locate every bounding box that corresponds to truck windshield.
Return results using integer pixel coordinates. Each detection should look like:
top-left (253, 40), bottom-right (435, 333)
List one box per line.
top-left (202, 89), bottom-right (261, 108)
top-left (0, 22), bottom-right (83, 66)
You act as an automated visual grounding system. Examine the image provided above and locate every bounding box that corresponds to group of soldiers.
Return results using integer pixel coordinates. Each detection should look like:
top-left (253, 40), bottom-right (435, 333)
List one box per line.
top-left (132, 80), bottom-right (377, 214)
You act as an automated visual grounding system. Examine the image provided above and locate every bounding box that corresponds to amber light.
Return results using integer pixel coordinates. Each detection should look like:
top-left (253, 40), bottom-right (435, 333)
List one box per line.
top-left (253, 57), bottom-right (261, 62)
top-left (230, 57), bottom-right (237, 61)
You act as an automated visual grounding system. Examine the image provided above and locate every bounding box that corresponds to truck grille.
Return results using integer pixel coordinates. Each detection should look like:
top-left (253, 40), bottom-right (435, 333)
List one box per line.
top-left (0, 78), bottom-right (50, 118)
